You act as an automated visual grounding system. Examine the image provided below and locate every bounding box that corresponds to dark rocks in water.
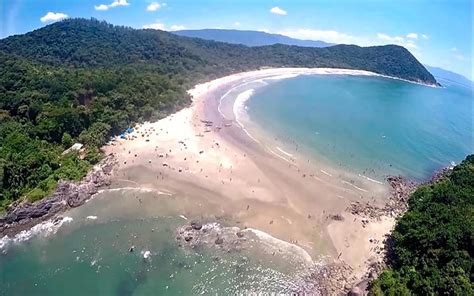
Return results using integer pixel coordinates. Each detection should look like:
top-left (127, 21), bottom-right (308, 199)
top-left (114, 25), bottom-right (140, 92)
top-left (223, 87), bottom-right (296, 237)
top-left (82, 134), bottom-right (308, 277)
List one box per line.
top-left (129, 246), bottom-right (135, 252)
top-left (348, 175), bottom-right (418, 220)
top-left (296, 263), bottom-right (357, 295)
top-left (0, 154), bottom-right (116, 237)
top-left (430, 166), bottom-right (453, 183)
top-left (176, 222), bottom-right (247, 253)
top-left (191, 221), bottom-right (202, 230)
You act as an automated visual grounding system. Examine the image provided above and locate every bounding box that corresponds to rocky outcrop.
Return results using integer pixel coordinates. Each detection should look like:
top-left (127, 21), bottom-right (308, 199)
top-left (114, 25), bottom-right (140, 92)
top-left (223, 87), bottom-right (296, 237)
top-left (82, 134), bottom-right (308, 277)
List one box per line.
top-left (348, 175), bottom-right (418, 220)
top-left (0, 154), bottom-right (116, 236)
top-left (176, 221), bottom-right (248, 253)
top-left (296, 263), bottom-right (357, 295)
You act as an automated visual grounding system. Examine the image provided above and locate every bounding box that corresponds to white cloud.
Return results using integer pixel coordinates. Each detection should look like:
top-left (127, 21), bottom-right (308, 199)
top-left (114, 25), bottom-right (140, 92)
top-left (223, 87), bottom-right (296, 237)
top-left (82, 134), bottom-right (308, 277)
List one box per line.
top-left (95, 0), bottom-right (129, 11)
top-left (279, 29), bottom-right (356, 44)
top-left (270, 7), bottom-right (287, 15)
top-left (405, 41), bottom-right (418, 49)
top-left (109, 0), bottom-right (129, 8)
top-left (94, 4), bottom-right (109, 10)
top-left (143, 22), bottom-right (165, 30)
top-left (234, 21), bottom-right (241, 27)
top-left (421, 34), bottom-right (429, 40)
top-left (143, 23), bottom-right (186, 31)
top-left (377, 33), bottom-right (404, 43)
top-left (147, 2), bottom-right (161, 11)
top-left (377, 33), bottom-right (421, 51)
top-left (451, 47), bottom-right (458, 52)
top-left (454, 54), bottom-right (465, 61)
top-left (275, 28), bottom-right (423, 53)
top-left (170, 25), bottom-right (185, 31)
top-left (40, 12), bottom-right (68, 23)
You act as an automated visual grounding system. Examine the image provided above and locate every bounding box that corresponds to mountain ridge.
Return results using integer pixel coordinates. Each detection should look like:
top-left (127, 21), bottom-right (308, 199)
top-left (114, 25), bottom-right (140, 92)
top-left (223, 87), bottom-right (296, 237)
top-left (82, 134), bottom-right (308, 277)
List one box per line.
top-left (173, 28), bottom-right (472, 86)
top-left (424, 65), bottom-right (472, 88)
top-left (173, 28), bottom-right (333, 47)
top-left (0, 18), bottom-right (437, 85)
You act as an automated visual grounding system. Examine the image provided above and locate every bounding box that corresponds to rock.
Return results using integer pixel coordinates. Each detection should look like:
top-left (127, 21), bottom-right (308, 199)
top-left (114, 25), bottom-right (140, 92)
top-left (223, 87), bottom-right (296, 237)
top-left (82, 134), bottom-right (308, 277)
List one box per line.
top-left (330, 214), bottom-right (344, 221)
top-left (191, 221), bottom-right (202, 230)
top-left (348, 286), bottom-right (363, 296)
top-left (184, 235), bottom-right (193, 242)
top-left (236, 231), bottom-right (244, 238)
top-left (0, 154), bottom-right (116, 237)
top-left (215, 237), bottom-right (224, 245)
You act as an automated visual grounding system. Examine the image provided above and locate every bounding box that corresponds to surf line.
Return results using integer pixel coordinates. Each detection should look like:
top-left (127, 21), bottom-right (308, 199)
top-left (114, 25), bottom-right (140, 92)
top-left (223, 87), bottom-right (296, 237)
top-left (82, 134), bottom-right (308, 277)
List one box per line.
top-left (358, 174), bottom-right (384, 185)
top-left (276, 146), bottom-right (294, 159)
top-left (341, 180), bottom-right (368, 192)
top-left (217, 78), bottom-right (266, 119)
top-left (320, 169), bottom-right (333, 177)
top-left (268, 147), bottom-right (293, 164)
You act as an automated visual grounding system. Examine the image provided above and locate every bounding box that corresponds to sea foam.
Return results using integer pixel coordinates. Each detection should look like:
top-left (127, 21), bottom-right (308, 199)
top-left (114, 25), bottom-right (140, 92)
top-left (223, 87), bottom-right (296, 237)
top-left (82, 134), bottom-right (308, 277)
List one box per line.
top-left (0, 216), bottom-right (73, 250)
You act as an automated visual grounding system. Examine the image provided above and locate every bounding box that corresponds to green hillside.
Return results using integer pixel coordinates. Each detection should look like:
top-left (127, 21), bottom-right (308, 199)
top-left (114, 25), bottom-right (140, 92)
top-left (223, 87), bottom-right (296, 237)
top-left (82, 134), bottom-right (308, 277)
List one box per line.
top-left (370, 155), bottom-right (474, 295)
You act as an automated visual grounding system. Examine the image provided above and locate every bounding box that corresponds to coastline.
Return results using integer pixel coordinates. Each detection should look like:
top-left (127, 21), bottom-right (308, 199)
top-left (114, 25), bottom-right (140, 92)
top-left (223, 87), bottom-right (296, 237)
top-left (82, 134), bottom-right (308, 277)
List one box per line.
top-left (0, 67), bottom-right (432, 292)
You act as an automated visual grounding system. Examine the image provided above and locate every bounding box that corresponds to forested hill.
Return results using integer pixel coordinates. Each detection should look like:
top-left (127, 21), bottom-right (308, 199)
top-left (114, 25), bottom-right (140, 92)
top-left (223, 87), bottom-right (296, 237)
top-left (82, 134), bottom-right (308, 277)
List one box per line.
top-left (370, 155), bottom-right (473, 295)
top-left (174, 29), bottom-right (333, 47)
top-left (0, 18), bottom-right (437, 85)
top-left (0, 18), bottom-right (437, 209)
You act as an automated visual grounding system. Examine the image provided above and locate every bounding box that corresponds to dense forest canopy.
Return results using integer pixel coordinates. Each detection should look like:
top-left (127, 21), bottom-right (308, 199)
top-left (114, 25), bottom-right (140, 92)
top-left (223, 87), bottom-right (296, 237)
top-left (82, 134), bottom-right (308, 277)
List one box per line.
top-left (0, 18), bottom-right (437, 209)
top-left (1, 18), bottom-right (437, 84)
top-left (370, 155), bottom-right (474, 295)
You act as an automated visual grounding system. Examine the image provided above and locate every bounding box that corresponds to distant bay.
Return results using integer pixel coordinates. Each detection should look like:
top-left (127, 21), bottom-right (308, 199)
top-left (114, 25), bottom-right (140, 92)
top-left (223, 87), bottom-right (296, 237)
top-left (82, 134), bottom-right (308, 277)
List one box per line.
top-left (245, 75), bottom-right (473, 180)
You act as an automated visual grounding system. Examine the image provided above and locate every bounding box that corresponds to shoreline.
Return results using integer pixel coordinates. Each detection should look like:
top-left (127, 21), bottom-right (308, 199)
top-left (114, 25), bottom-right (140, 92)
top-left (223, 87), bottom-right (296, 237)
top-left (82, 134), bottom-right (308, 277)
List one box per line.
top-left (0, 67), bottom-right (442, 293)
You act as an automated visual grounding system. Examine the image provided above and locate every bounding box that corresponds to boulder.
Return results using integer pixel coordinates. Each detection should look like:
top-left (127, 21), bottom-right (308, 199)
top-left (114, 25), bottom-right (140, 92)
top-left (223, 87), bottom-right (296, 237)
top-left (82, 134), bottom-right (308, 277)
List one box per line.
top-left (348, 286), bottom-right (363, 296)
top-left (215, 237), bottom-right (224, 245)
top-left (191, 221), bottom-right (203, 230)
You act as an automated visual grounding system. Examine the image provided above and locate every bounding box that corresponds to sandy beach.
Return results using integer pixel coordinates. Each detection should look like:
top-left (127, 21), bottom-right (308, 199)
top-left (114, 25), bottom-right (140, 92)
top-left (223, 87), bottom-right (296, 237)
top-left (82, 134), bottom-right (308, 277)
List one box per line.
top-left (103, 68), bottom-right (397, 282)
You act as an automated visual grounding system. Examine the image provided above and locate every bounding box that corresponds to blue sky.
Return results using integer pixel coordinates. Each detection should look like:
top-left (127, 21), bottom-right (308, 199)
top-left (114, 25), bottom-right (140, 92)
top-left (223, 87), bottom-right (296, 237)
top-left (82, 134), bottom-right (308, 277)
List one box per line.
top-left (1, 0), bottom-right (472, 79)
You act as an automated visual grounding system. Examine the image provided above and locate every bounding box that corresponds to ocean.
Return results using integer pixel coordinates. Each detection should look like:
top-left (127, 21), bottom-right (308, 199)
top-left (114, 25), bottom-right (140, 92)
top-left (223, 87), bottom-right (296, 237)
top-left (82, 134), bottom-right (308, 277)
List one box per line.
top-left (0, 189), bottom-right (311, 295)
top-left (244, 74), bottom-right (472, 180)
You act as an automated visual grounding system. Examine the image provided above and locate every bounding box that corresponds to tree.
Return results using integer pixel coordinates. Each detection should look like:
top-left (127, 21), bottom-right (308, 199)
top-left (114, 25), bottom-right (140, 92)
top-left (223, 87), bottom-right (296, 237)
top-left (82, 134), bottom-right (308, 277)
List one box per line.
top-left (61, 132), bottom-right (73, 148)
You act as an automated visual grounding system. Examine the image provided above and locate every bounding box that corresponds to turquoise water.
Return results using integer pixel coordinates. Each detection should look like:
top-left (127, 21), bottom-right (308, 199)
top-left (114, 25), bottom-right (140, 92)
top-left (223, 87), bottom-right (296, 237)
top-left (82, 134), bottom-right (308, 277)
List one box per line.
top-left (246, 75), bottom-right (473, 180)
top-left (0, 190), bottom-right (309, 295)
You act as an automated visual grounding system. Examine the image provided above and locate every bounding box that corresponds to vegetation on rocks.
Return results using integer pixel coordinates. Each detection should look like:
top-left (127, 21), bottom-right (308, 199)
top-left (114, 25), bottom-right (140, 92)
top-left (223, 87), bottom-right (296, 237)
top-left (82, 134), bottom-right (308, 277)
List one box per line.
top-left (370, 155), bottom-right (474, 295)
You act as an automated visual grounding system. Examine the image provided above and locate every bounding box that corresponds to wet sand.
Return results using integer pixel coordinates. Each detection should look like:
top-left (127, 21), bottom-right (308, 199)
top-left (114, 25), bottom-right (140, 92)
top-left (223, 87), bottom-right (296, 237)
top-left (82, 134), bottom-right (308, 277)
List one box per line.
top-left (104, 68), bottom-right (396, 280)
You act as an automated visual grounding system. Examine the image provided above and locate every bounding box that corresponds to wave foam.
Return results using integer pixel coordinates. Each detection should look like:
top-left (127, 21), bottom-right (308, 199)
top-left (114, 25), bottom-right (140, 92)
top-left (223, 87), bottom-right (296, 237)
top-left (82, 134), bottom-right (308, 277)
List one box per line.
top-left (244, 228), bottom-right (313, 265)
top-left (0, 216), bottom-right (73, 250)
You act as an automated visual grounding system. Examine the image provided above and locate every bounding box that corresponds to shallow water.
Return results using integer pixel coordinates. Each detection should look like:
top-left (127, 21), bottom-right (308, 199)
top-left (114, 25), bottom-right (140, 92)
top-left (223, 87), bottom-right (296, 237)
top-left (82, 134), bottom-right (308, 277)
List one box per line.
top-left (0, 189), bottom-right (313, 295)
top-left (245, 75), bottom-right (472, 180)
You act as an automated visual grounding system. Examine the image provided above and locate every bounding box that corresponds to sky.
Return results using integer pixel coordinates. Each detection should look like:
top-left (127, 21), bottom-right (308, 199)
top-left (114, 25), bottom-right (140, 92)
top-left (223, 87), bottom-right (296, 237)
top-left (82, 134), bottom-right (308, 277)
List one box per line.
top-left (1, 0), bottom-right (472, 79)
